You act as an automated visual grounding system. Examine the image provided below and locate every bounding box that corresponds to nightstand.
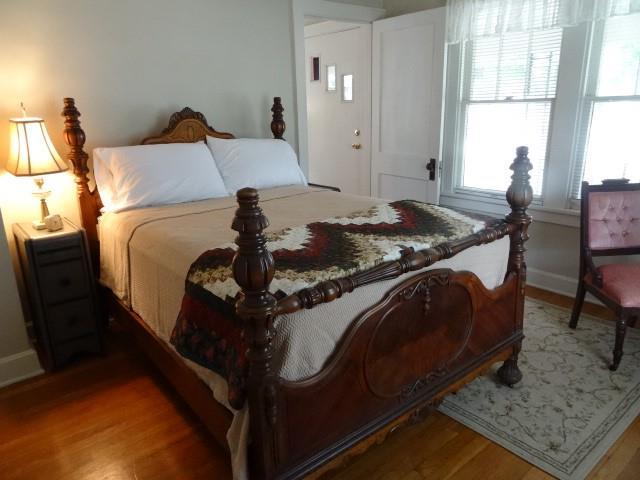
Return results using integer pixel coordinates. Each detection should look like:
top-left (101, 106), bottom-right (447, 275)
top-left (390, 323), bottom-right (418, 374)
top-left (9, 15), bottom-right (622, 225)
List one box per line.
top-left (13, 219), bottom-right (102, 371)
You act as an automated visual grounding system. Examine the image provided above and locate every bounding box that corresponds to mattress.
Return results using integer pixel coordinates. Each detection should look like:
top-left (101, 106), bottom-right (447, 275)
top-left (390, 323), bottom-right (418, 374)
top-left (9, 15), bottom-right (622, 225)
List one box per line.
top-left (98, 185), bottom-right (510, 479)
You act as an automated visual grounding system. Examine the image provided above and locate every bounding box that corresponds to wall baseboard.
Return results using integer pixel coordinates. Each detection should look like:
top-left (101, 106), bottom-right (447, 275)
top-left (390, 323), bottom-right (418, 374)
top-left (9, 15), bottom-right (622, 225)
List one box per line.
top-left (527, 267), bottom-right (602, 305)
top-left (0, 349), bottom-right (43, 389)
top-left (527, 267), bottom-right (577, 298)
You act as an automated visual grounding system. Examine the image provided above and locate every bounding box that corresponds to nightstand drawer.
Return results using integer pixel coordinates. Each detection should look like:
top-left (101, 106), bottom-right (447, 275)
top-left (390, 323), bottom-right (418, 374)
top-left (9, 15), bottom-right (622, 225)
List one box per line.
top-left (48, 299), bottom-right (95, 343)
top-left (40, 259), bottom-right (89, 304)
top-left (35, 245), bottom-right (83, 266)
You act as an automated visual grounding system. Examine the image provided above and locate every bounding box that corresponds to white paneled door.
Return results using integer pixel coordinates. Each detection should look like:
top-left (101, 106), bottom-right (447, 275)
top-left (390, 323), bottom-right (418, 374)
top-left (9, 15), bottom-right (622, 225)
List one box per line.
top-left (305, 22), bottom-right (372, 196)
top-left (371, 8), bottom-right (446, 203)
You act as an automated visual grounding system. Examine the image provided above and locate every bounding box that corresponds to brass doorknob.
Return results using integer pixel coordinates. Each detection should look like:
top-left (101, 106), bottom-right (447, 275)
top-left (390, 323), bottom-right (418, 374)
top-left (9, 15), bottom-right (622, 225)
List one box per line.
top-left (352, 143), bottom-right (362, 150)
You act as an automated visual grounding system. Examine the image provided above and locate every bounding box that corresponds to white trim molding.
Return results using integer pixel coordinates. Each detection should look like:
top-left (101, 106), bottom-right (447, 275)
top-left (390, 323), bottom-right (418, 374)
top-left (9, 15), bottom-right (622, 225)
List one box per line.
top-left (440, 192), bottom-right (581, 228)
top-left (528, 267), bottom-right (603, 306)
top-left (0, 349), bottom-right (43, 389)
top-left (291, 0), bottom-right (385, 176)
top-left (528, 267), bottom-right (579, 298)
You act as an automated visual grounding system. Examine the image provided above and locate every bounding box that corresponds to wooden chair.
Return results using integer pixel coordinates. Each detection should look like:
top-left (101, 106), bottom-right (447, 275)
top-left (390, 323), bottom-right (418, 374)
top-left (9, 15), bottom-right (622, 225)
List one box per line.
top-left (570, 180), bottom-right (640, 371)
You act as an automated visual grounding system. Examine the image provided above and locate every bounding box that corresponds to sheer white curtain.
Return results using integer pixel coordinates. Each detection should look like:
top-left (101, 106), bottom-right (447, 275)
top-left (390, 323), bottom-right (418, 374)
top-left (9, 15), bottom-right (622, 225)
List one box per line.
top-left (446, 0), bottom-right (640, 44)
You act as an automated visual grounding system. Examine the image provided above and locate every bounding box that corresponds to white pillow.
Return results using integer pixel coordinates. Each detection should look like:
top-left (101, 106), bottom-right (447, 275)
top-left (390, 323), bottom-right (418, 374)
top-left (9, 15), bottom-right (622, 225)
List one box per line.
top-left (206, 136), bottom-right (307, 194)
top-left (92, 143), bottom-right (228, 212)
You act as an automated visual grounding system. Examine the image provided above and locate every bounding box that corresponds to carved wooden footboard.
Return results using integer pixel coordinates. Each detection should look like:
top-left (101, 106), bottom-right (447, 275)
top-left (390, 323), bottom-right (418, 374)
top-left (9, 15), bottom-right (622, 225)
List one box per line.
top-left (231, 149), bottom-right (533, 479)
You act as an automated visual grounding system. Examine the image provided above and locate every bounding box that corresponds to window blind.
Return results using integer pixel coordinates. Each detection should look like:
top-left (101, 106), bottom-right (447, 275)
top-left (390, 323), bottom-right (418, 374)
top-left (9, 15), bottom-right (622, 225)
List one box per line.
top-left (571, 12), bottom-right (640, 198)
top-left (460, 26), bottom-right (563, 195)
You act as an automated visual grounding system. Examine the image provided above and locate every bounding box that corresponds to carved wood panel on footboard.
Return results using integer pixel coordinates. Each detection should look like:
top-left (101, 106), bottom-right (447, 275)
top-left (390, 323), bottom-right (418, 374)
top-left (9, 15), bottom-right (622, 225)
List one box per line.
top-left (274, 268), bottom-right (521, 478)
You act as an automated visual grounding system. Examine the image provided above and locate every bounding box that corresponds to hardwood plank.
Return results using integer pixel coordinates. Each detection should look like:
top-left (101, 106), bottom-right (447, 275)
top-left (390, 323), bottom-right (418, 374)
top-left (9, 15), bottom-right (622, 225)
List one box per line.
top-left (520, 467), bottom-right (555, 480)
top-left (0, 288), bottom-right (637, 479)
top-left (417, 421), bottom-right (490, 479)
top-left (331, 414), bottom-right (459, 480)
top-left (526, 285), bottom-right (614, 321)
top-left (617, 447), bottom-right (640, 480)
top-left (0, 341), bottom-right (230, 480)
top-left (448, 441), bottom-right (533, 480)
top-left (588, 415), bottom-right (640, 480)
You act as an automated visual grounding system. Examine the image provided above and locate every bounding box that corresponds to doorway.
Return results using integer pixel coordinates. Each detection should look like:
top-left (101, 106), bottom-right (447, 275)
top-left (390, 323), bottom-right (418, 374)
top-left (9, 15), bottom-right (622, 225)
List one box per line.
top-left (304, 19), bottom-right (372, 196)
top-left (293, 3), bottom-right (446, 204)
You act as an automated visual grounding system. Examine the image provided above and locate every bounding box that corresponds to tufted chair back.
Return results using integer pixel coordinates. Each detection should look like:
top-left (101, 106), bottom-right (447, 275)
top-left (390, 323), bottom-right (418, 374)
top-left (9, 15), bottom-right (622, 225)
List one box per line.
top-left (584, 181), bottom-right (640, 253)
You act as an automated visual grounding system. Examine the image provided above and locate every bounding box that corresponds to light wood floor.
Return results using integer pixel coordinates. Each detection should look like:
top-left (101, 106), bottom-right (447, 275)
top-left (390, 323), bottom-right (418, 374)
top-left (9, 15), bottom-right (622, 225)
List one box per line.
top-left (0, 289), bottom-right (637, 480)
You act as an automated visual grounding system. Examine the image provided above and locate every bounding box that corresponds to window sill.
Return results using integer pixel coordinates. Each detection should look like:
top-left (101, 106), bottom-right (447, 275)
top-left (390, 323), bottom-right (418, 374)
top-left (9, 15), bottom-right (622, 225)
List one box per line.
top-left (440, 191), bottom-right (580, 228)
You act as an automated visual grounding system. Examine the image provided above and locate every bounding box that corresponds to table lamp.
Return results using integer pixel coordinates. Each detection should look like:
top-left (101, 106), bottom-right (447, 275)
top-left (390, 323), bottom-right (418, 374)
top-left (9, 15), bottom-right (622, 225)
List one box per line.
top-left (6, 105), bottom-right (68, 230)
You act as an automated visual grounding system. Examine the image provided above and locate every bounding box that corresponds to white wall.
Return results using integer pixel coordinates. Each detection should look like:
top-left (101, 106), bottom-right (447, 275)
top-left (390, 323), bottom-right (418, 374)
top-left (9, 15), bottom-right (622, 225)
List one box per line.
top-left (0, 209), bottom-right (43, 387)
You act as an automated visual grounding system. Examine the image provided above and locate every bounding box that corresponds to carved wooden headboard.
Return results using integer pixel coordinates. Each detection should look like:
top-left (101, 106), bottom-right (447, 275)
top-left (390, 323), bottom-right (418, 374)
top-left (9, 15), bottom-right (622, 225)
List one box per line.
top-left (61, 96), bottom-right (286, 271)
top-left (141, 107), bottom-right (235, 145)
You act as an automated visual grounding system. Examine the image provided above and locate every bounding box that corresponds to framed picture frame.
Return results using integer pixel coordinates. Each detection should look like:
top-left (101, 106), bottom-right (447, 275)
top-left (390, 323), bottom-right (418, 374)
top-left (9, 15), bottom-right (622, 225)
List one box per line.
top-left (326, 64), bottom-right (337, 92)
top-left (342, 73), bottom-right (354, 102)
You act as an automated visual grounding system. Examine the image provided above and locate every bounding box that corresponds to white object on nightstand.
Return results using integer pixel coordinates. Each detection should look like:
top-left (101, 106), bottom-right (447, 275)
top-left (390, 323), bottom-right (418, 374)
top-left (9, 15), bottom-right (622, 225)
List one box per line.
top-left (44, 214), bottom-right (63, 232)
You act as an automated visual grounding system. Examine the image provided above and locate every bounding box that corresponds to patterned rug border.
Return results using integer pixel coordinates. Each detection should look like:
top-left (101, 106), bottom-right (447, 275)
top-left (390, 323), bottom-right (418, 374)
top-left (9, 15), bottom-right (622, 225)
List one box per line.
top-left (439, 299), bottom-right (640, 480)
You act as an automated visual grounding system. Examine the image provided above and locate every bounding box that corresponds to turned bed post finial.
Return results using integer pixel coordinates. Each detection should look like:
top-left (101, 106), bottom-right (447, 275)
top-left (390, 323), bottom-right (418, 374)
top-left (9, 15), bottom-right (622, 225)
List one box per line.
top-left (61, 98), bottom-right (100, 271)
top-left (62, 97), bottom-right (90, 191)
top-left (271, 96), bottom-right (285, 140)
top-left (499, 145), bottom-right (533, 388)
top-left (231, 188), bottom-right (278, 478)
top-left (505, 145), bottom-right (533, 273)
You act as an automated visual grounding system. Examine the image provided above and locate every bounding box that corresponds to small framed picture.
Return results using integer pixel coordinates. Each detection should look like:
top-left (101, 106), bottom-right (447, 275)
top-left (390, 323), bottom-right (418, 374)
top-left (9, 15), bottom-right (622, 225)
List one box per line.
top-left (311, 56), bottom-right (320, 82)
top-left (326, 64), bottom-right (337, 92)
top-left (342, 74), bottom-right (353, 102)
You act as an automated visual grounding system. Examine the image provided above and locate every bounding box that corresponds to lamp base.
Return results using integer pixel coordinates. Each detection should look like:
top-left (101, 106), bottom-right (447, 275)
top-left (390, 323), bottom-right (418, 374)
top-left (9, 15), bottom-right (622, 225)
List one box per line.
top-left (32, 220), bottom-right (47, 231)
top-left (32, 178), bottom-right (52, 231)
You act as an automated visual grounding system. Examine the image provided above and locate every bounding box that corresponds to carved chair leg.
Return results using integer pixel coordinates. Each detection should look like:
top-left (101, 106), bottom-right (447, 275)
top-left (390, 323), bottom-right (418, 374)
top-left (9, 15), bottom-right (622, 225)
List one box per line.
top-left (610, 315), bottom-right (628, 371)
top-left (497, 343), bottom-right (523, 387)
top-left (569, 280), bottom-right (586, 329)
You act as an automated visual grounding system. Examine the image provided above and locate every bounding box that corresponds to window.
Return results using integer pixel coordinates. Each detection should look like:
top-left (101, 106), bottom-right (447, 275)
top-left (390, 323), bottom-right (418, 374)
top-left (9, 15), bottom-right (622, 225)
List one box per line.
top-left (459, 28), bottom-right (562, 195)
top-left (443, 8), bottom-right (640, 222)
top-left (342, 74), bottom-right (353, 102)
top-left (572, 12), bottom-right (640, 197)
top-left (326, 64), bottom-right (337, 92)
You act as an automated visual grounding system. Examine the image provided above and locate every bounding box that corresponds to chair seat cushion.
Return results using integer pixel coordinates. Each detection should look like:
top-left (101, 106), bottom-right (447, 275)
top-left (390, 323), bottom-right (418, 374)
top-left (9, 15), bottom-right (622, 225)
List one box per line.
top-left (586, 264), bottom-right (640, 308)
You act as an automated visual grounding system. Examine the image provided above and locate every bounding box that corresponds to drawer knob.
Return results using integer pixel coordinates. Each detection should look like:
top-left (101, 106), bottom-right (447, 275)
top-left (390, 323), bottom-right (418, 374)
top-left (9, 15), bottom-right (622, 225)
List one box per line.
top-left (59, 277), bottom-right (72, 287)
top-left (67, 315), bottom-right (79, 327)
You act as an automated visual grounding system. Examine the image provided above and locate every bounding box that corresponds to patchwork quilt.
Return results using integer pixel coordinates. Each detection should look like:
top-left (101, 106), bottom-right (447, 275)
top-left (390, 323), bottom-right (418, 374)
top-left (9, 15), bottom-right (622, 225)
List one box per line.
top-left (170, 200), bottom-right (498, 408)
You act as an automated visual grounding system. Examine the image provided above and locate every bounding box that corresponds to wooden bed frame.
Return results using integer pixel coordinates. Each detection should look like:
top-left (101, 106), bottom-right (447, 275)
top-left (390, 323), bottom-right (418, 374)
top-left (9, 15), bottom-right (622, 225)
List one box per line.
top-left (61, 96), bottom-right (533, 479)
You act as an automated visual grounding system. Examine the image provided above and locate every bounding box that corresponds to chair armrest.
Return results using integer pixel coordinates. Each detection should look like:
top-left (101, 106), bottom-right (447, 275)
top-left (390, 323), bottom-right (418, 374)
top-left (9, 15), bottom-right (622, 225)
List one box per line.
top-left (308, 182), bottom-right (341, 192)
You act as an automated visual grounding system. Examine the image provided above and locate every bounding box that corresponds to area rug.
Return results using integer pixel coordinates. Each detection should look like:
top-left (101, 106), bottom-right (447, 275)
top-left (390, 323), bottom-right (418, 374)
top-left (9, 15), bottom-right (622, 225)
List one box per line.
top-left (438, 299), bottom-right (640, 480)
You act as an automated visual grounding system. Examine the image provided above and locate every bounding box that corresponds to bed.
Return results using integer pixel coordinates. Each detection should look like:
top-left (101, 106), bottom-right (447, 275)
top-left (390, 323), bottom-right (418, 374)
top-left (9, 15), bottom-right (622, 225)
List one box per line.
top-left (61, 97), bottom-right (533, 479)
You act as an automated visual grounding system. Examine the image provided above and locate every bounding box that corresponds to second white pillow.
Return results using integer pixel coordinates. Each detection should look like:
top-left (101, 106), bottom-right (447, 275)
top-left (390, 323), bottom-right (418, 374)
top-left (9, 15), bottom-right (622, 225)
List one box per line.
top-left (206, 136), bottom-right (307, 194)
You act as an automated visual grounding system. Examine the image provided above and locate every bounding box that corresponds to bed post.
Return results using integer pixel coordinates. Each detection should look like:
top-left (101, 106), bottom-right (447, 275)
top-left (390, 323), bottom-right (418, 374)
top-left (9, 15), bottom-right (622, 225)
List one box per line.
top-left (231, 188), bottom-right (279, 479)
top-left (498, 146), bottom-right (533, 387)
top-left (62, 98), bottom-right (100, 271)
top-left (271, 97), bottom-right (285, 140)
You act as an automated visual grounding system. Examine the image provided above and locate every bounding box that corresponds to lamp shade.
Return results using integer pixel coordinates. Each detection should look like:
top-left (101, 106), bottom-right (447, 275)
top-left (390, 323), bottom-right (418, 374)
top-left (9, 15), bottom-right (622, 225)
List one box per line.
top-left (6, 117), bottom-right (67, 177)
